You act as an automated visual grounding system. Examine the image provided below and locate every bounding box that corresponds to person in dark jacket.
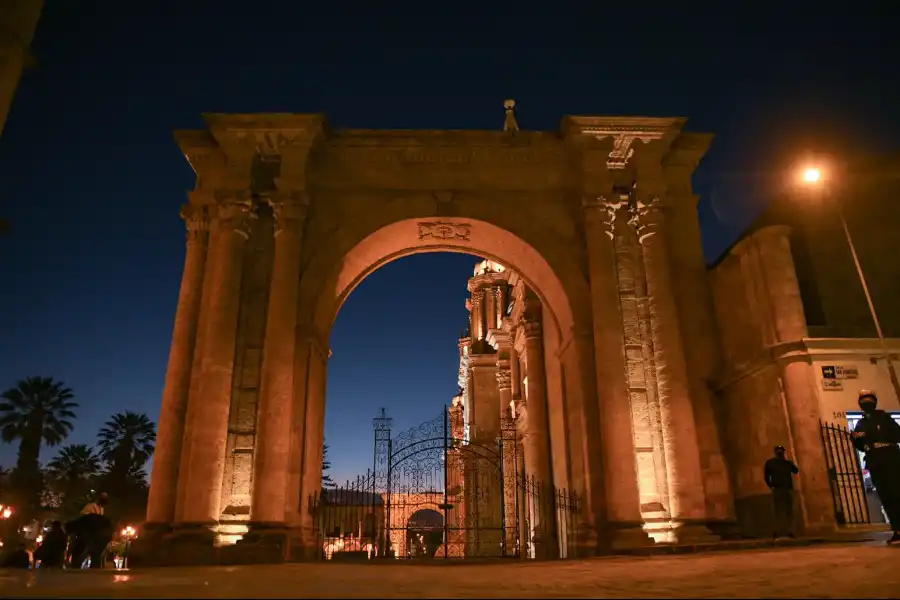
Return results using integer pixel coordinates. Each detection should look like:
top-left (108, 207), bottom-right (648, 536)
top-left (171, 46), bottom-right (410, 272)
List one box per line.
top-left (764, 444), bottom-right (799, 539)
top-left (1, 543), bottom-right (31, 569)
top-left (852, 389), bottom-right (900, 545)
top-left (33, 521), bottom-right (67, 568)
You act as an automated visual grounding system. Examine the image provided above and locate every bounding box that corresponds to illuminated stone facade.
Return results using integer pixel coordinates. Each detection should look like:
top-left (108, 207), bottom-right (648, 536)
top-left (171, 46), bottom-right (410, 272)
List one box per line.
top-left (144, 111), bottom-right (753, 564)
top-left (0, 0), bottom-right (43, 137)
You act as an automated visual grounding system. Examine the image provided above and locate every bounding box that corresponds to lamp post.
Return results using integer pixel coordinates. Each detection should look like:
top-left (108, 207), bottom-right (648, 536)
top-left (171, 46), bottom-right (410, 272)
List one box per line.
top-left (120, 526), bottom-right (136, 569)
top-left (798, 165), bottom-right (900, 403)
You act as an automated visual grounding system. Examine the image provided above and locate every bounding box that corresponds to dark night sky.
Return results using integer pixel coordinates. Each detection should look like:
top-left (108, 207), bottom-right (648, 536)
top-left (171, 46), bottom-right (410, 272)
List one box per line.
top-left (0, 2), bottom-right (896, 483)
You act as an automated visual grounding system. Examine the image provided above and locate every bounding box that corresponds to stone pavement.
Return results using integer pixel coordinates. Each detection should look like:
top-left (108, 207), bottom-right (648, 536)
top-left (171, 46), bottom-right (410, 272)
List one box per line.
top-left (1, 542), bottom-right (898, 599)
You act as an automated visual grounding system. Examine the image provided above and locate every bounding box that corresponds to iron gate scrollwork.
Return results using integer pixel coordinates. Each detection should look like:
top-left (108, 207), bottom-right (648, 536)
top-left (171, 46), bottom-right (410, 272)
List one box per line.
top-left (309, 407), bottom-right (578, 561)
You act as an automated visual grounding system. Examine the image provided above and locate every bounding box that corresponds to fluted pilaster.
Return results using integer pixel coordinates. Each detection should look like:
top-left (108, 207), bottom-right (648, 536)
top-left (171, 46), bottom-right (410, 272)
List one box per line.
top-left (633, 196), bottom-right (712, 539)
top-left (146, 204), bottom-right (211, 525)
top-left (581, 195), bottom-right (649, 546)
top-left (250, 193), bottom-right (309, 528)
top-left (177, 195), bottom-right (257, 527)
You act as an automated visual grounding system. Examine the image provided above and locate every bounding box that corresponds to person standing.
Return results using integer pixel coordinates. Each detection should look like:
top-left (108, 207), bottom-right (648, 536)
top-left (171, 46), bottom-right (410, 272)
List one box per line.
top-left (852, 389), bottom-right (900, 545)
top-left (69, 491), bottom-right (112, 568)
top-left (764, 445), bottom-right (799, 539)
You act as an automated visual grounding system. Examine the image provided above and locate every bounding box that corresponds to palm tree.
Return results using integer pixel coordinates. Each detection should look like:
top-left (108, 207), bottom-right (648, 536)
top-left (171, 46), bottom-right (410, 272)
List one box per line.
top-left (47, 444), bottom-right (100, 499)
top-left (96, 411), bottom-right (156, 482)
top-left (0, 377), bottom-right (78, 513)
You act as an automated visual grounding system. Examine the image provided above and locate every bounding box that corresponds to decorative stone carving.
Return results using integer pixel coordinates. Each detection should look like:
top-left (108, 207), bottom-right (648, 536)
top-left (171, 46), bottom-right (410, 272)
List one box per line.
top-left (268, 193), bottom-right (309, 235)
top-left (216, 195), bottom-right (258, 239)
top-left (630, 197), bottom-right (665, 242)
top-left (496, 368), bottom-right (512, 390)
top-left (417, 221), bottom-right (471, 241)
top-left (582, 196), bottom-right (628, 240)
top-left (180, 204), bottom-right (211, 242)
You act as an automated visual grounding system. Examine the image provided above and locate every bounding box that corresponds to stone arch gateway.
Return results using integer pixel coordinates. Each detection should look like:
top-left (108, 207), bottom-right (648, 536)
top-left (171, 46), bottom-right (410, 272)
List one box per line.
top-left (142, 112), bottom-right (736, 564)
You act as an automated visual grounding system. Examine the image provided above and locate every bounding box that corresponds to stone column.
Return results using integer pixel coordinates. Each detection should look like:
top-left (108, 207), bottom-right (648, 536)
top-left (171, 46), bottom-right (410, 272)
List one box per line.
top-left (297, 333), bottom-right (330, 539)
top-left (146, 204), bottom-right (210, 526)
top-left (249, 194), bottom-right (309, 530)
top-left (496, 348), bottom-right (518, 554)
top-left (633, 196), bottom-right (714, 540)
top-left (581, 196), bottom-right (650, 547)
top-left (177, 196), bottom-right (256, 530)
top-left (470, 291), bottom-right (483, 340)
top-left (752, 226), bottom-right (835, 532)
top-left (522, 319), bottom-right (557, 557)
top-left (510, 345), bottom-right (522, 400)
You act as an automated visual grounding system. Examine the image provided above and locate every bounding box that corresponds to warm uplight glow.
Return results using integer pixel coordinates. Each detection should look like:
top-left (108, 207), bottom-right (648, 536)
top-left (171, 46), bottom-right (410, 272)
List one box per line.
top-left (35, 534), bottom-right (43, 545)
top-left (0, 506), bottom-right (11, 519)
top-left (121, 525), bottom-right (136, 539)
top-left (802, 167), bottom-right (822, 183)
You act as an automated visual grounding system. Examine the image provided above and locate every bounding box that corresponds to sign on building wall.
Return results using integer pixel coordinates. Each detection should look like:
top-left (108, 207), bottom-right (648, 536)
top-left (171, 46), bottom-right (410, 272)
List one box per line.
top-left (822, 379), bottom-right (843, 391)
top-left (822, 365), bottom-right (859, 381)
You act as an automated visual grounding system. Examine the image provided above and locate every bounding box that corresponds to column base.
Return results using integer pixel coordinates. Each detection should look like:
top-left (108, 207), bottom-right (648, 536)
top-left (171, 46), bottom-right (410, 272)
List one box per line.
top-left (530, 530), bottom-right (559, 559)
top-left (227, 524), bottom-right (311, 564)
top-left (669, 520), bottom-right (720, 544)
top-left (130, 523), bottom-right (218, 567)
top-left (126, 522), bottom-right (171, 568)
top-left (607, 521), bottom-right (654, 550)
top-left (575, 522), bottom-right (600, 558)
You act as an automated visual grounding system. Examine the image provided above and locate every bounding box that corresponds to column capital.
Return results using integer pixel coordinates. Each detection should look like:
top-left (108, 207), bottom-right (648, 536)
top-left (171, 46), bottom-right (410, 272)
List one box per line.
top-left (179, 204), bottom-right (212, 242)
top-left (471, 289), bottom-right (484, 306)
top-left (582, 195), bottom-right (628, 240)
top-left (514, 399), bottom-right (529, 436)
top-left (522, 319), bottom-right (542, 340)
top-left (214, 193), bottom-right (258, 239)
top-left (496, 368), bottom-right (512, 391)
top-left (268, 192), bottom-right (309, 236)
top-left (630, 196), bottom-right (666, 241)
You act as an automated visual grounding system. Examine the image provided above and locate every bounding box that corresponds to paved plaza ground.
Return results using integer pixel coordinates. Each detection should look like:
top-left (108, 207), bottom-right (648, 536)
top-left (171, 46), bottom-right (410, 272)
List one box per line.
top-left (0, 542), bottom-right (898, 598)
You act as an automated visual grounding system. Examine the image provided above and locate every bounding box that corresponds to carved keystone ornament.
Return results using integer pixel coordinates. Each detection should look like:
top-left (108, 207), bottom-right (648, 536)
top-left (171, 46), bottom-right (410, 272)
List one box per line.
top-left (417, 222), bottom-right (472, 242)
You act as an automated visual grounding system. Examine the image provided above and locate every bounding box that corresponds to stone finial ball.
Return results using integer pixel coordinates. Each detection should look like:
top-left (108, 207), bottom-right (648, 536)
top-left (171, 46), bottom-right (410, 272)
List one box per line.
top-left (504, 99), bottom-right (516, 110)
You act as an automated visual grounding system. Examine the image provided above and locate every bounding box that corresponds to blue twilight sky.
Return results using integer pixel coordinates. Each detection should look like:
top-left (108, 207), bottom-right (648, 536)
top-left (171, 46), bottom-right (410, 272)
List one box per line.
top-left (0, 2), bottom-right (897, 484)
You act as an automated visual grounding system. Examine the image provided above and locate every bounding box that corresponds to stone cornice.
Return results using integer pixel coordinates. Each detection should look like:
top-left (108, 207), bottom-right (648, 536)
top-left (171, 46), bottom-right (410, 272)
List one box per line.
top-left (467, 270), bottom-right (510, 291)
top-left (485, 328), bottom-right (511, 351)
top-left (202, 113), bottom-right (327, 156)
top-left (715, 336), bottom-right (900, 392)
top-left (663, 132), bottom-right (714, 169)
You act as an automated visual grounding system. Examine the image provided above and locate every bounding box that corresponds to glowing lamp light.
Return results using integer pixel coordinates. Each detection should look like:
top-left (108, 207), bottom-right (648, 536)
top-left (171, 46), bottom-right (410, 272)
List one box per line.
top-left (802, 167), bottom-right (822, 184)
top-left (35, 535), bottom-right (43, 545)
top-left (0, 504), bottom-right (10, 519)
top-left (121, 526), bottom-right (136, 538)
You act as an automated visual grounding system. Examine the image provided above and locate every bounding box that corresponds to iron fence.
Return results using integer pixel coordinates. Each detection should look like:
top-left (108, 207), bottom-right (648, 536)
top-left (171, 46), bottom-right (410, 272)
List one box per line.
top-left (819, 420), bottom-right (870, 525)
top-left (308, 407), bottom-right (578, 561)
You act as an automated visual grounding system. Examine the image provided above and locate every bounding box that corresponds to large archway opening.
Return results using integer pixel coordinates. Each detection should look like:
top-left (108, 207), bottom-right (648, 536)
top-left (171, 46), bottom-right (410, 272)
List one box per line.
top-left (301, 217), bottom-right (591, 560)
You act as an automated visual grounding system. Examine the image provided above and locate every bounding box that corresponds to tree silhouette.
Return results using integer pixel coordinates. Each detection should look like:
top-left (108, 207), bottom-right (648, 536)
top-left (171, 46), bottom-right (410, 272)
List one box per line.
top-left (0, 377), bottom-right (78, 516)
top-left (322, 442), bottom-right (336, 489)
top-left (46, 444), bottom-right (101, 519)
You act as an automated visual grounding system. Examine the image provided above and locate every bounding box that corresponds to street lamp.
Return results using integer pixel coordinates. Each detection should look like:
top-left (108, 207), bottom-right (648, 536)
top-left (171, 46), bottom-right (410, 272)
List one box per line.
top-left (120, 525), bottom-right (136, 569)
top-left (796, 162), bottom-right (900, 403)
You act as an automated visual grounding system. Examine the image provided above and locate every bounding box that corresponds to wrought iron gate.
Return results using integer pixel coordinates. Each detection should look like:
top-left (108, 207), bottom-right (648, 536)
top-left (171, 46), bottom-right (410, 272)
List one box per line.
top-left (309, 408), bottom-right (578, 560)
top-left (820, 420), bottom-right (871, 525)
